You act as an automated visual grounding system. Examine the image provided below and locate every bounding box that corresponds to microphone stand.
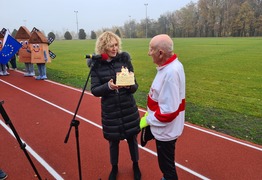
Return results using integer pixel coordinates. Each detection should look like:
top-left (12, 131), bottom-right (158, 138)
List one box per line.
top-left (64, 60), bottom-right (96, 180)
top-left (0, 100), bottom-right (42, 180)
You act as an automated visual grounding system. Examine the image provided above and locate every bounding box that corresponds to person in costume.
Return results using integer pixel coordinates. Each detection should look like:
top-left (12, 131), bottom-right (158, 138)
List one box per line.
top-left (15, 26), bottom-right (35, 77)
top-left (28, 30), bottom-right (51, 80)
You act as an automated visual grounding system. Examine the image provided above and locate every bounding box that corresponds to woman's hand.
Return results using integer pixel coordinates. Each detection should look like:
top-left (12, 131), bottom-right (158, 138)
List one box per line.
top-left (108, 79), bottom-right (119, 90)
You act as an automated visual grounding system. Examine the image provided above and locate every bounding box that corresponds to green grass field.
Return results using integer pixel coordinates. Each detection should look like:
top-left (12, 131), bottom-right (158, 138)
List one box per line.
top-left (17, 37), bottom-right (262, 145)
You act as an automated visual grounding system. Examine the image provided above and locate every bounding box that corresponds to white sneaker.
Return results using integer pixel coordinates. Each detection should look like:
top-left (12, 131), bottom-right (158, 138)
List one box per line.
top-left (35, 76), bottom-right (41, 80)
top-left (41, 75), bottom-right (47, 80)
top-left (29, 72), bottom-right (35, 76)
top-left (0, 72), bottom-right (3, 76)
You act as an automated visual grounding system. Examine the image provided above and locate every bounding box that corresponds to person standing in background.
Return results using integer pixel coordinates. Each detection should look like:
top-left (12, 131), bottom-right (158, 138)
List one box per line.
top-left (15, 26), bottom-right (35, 77)
top-left (0, 63), bottom-right (8, 76)
top-left (28, 30), bottom-right (50, 80)
top-left (9, 54), bottom-right (17, 70)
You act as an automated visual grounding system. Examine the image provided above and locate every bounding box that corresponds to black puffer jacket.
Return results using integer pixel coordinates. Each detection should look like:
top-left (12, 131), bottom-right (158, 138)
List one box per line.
top-left (90, 52), bottom-right (140, 141)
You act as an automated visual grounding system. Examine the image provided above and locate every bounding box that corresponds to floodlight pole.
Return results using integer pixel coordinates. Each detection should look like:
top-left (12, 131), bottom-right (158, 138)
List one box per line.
top-left (144, 3), bottom-right (148, 38)
top-left (129, 15), bottom-right (132, 38)
top-left (74, 11), bottom-right (79, 39)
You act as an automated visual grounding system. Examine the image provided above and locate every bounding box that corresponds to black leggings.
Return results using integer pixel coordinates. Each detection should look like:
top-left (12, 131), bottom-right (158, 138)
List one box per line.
top-left (109, 135), bottom-right (139, 165)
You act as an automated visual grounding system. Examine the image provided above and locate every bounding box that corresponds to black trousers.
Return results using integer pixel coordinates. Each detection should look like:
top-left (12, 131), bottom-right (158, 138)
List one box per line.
top-left (6, 56), bottom-right (17, 69)
top-left (156, 139), bottom-right (178, 180)
top-left (109, 135), bottom-right (139, 165)
top-left (9, 58), bottom-right (17, 68)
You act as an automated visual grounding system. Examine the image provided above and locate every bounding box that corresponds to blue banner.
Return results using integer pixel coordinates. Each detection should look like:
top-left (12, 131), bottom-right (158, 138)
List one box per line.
top-left (0, 34), bottom-right (22, 64)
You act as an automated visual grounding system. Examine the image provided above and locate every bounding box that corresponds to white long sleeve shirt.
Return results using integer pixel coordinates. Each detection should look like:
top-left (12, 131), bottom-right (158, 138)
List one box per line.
top-left (146, 54), bottom-right (186, 141)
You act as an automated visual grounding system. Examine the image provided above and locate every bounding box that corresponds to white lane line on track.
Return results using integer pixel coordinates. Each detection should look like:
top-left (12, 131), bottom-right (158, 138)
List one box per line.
top-left (0, 120), bottom-right (64, 180)
top-left (184, 124), bottom-right (262, 152)
top-left (1, 78), bottom-right (210, 179)
top-left (46, 79), bottom-right (262, 152)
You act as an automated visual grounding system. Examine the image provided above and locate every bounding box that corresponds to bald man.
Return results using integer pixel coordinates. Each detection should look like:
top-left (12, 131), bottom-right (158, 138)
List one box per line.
top-left (140, 34), bottom-right (186, 180)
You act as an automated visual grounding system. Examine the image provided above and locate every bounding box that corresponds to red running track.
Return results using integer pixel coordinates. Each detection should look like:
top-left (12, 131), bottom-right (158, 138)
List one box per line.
top-left (0, 70), bottom-right (262, 180)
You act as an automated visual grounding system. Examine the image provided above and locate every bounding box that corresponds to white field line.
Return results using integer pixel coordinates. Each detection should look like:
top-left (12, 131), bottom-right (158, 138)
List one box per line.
top-left (1, 78), bottom-right (210, 179)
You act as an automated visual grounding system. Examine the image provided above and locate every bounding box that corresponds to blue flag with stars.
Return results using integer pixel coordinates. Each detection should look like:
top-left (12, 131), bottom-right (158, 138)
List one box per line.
top-left (0, 34), bottom-right (22, 64)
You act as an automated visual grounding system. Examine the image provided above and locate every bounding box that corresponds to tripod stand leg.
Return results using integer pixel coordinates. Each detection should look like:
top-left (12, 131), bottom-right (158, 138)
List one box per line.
top-left (0, 101), bottom-right (42, 180)
top-left (64, 63), bottom-right (95, 180)
top-left (74, 120), bottom-right (82, 180)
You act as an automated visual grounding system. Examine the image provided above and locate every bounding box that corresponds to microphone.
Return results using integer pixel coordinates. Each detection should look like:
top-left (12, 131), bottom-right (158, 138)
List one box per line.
top-left (85, 53), bottom-right (108, 60)
top-left (86, 53), bottom-right (109, 67)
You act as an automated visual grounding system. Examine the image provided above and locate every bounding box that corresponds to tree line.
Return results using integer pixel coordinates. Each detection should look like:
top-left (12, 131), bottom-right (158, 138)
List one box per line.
top-left (43, 0), bottom-right (262, 39)
top-left (83, 0), bottom-right (262, 39)
top-left (10, 0), bottom-right (262, 39)
top-left (120, 0), bottom-right (262, 38)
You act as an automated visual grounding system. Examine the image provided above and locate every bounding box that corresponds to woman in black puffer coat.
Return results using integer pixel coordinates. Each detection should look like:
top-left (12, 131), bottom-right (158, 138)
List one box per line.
top-left (90, 31), bottom-right (141, 180)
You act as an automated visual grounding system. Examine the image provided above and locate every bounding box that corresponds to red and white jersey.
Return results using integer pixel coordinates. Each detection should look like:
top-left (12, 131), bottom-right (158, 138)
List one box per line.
top-left (146, 54), bottom-right (186, 141)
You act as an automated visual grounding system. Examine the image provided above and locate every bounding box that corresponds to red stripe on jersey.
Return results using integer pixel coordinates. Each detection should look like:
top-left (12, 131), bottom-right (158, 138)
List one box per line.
top-left (148, 95), bottom-right (185, 122)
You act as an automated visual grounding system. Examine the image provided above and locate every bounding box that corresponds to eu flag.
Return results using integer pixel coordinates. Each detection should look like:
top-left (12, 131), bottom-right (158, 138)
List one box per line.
top-left (0, 34), bottom-right (22, 64)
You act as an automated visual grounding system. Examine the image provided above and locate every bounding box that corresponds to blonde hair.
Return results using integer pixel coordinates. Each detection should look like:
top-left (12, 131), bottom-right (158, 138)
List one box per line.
top-left (95, 31), bottom-right (122, 54)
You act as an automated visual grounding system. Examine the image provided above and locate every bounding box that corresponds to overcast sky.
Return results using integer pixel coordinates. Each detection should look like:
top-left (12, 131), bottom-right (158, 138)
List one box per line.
top-left (2, 0), bottom-right (197, 34)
